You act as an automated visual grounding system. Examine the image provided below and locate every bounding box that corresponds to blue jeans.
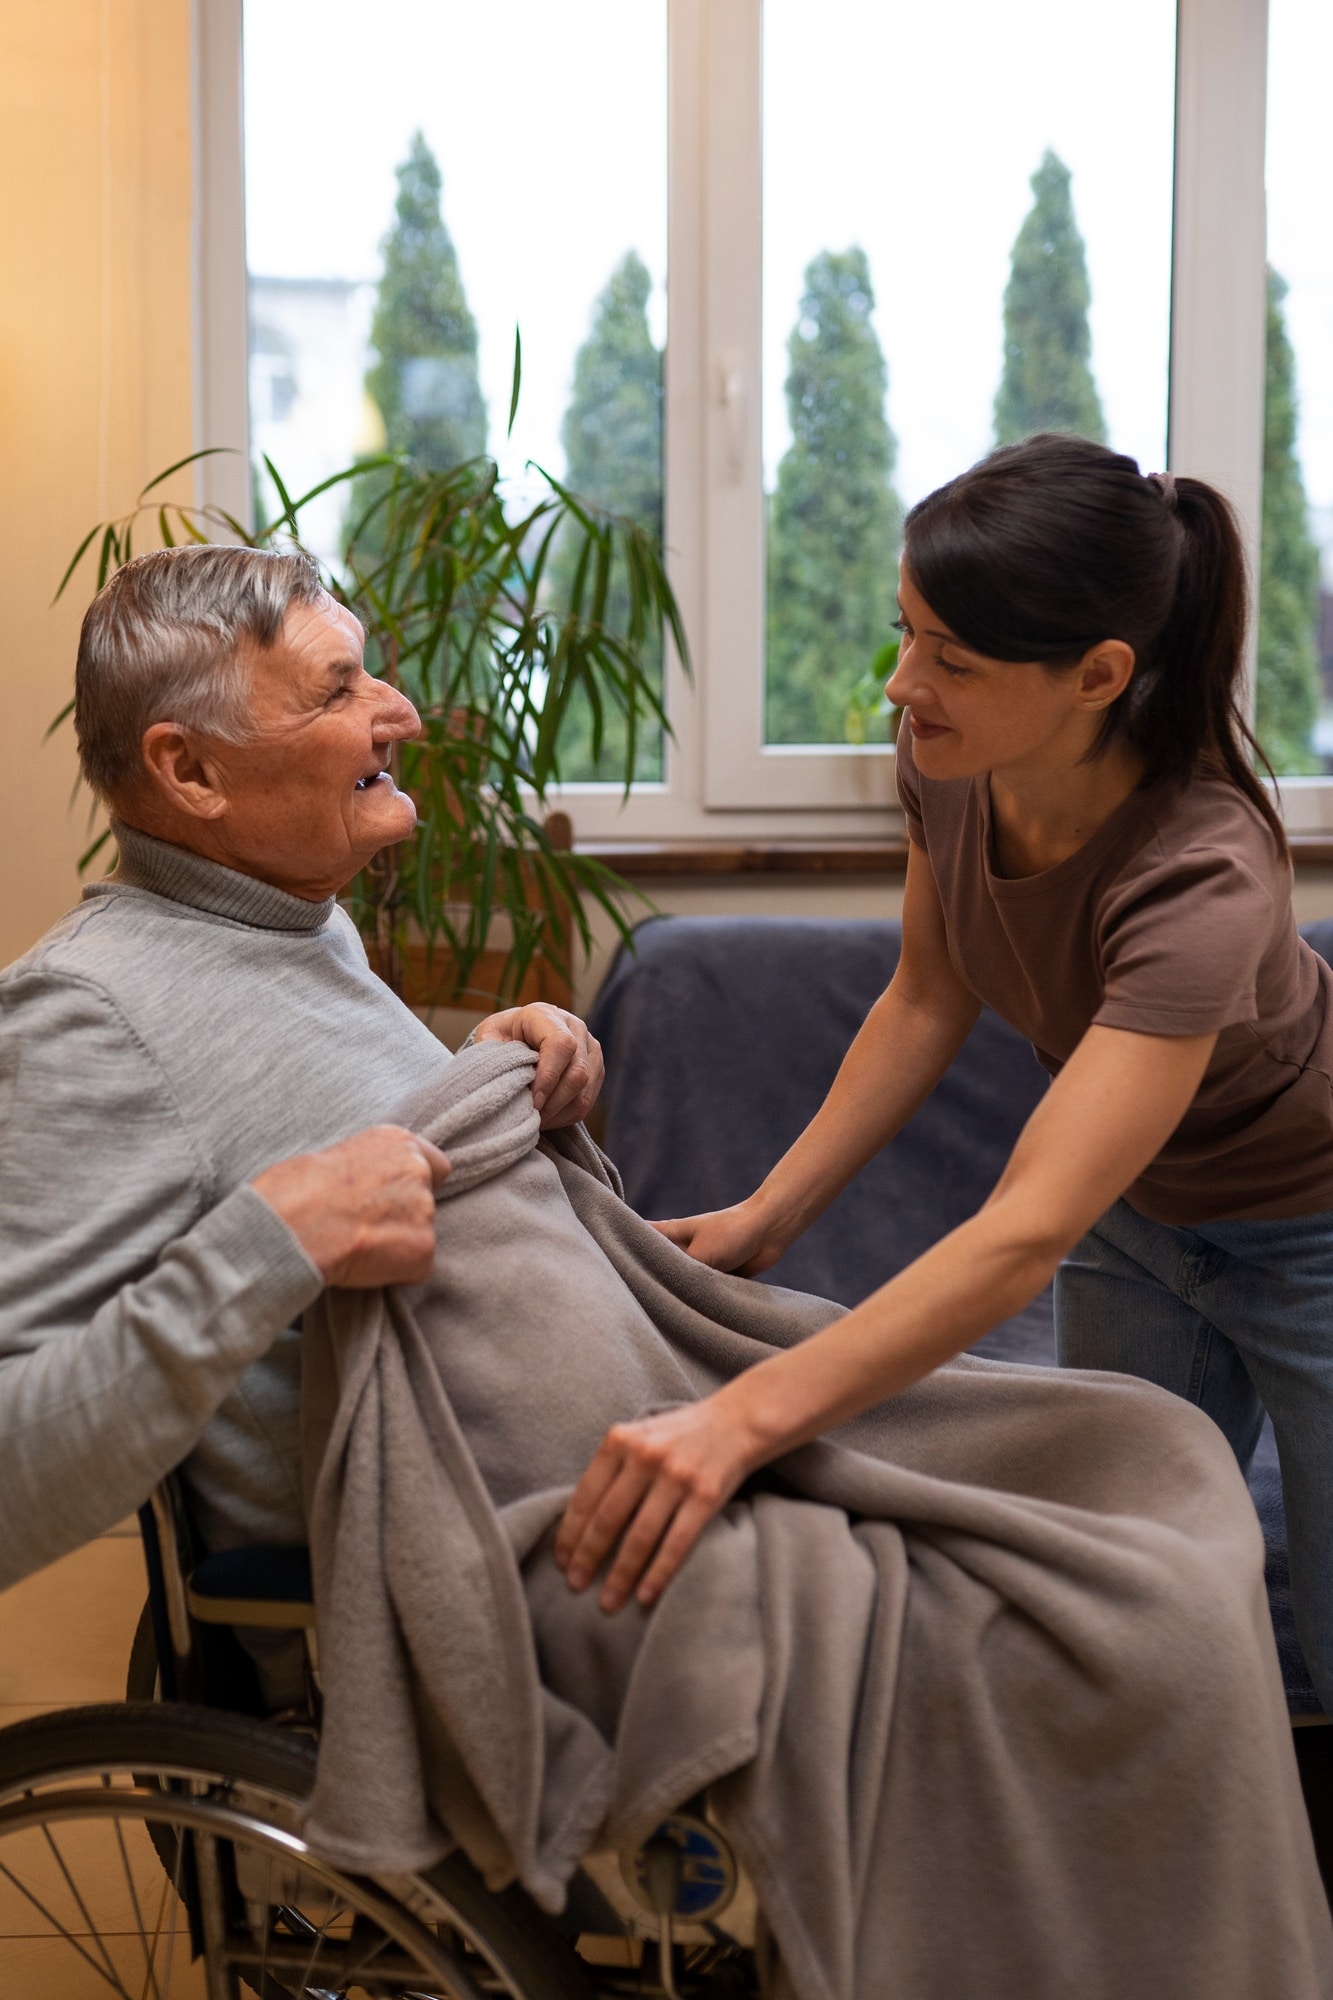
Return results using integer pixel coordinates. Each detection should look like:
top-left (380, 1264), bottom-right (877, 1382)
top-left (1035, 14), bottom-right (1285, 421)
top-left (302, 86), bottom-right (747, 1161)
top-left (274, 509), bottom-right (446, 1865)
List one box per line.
top-left (1056, 1198), bottom-right (1333, 1716)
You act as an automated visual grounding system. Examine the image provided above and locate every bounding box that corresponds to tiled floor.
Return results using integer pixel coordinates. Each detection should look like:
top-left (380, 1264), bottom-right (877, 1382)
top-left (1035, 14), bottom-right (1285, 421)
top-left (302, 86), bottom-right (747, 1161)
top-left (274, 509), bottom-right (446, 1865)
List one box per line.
top-left (0, 1525), bottom-right (153, 1990)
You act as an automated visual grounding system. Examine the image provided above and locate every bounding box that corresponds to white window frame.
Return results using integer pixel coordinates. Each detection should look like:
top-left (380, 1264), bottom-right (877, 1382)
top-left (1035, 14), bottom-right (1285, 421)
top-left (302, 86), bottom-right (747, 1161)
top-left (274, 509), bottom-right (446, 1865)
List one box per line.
top-left (197, 0), bottom-right (1321, 840)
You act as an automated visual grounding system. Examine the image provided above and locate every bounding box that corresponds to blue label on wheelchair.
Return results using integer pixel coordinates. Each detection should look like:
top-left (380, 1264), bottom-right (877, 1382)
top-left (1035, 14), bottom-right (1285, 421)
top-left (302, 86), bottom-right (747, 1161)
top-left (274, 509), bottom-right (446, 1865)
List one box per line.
top-left (626, 1813), bottom-right (737, 1920)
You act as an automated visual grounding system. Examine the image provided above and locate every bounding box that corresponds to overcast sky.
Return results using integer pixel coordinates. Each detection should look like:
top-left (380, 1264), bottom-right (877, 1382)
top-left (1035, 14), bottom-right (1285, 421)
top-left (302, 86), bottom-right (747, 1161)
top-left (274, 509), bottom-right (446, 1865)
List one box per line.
top-left (245, 0), bottom-right (1333, 525)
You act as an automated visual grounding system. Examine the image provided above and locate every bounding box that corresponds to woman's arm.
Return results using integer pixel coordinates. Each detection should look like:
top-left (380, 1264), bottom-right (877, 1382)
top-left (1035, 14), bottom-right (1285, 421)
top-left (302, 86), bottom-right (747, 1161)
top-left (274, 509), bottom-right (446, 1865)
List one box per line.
top-left (555, 1018), bottom-right (1217, 1611)
top-left (657, 844), bottom-right (983, 1273)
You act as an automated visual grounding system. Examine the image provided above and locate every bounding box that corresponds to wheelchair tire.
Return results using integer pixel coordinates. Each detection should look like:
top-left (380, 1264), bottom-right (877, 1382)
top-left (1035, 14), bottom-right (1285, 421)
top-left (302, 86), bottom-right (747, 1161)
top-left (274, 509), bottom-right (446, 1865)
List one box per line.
top-left (0, 1702), bottom-right (597, 2000)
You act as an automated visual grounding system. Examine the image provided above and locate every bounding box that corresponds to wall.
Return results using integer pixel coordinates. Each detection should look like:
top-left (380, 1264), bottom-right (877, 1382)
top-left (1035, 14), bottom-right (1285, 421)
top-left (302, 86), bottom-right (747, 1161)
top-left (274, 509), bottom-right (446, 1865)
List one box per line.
top-left (0, 0), bottom-right (194, 968)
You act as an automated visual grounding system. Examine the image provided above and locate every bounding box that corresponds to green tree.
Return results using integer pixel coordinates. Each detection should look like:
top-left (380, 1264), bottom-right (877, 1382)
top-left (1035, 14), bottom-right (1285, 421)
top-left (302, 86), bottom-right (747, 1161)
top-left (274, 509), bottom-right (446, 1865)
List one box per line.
top-left (993, 150), bottom-right (1106, 447)
top-left (1256, 266), bottom-right (1321, 775)
top-left (364, 131), bottom-right (486, 470)
top-left (765, 246), bottom-right (903, 745)
top-left (551, 250), bottom-right (665, 780)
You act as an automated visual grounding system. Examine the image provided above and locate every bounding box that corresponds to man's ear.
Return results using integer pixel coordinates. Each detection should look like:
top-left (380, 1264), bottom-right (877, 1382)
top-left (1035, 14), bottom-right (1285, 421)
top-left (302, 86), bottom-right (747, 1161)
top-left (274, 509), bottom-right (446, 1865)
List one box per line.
top-left (139, 723), bottom-right (230, 822)
top-left (1075, 640), bottom-right (1136, 713)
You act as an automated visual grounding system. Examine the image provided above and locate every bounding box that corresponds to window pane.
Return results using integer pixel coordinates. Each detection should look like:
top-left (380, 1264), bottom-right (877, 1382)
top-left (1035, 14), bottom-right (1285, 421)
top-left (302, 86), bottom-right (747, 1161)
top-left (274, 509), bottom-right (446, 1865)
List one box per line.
top-left (244, 0), bottom-right (666, 779)
top-left (1260, 0), bottom-right (1333, 777)
top-left (762, 0), bottom-right (1176, 747)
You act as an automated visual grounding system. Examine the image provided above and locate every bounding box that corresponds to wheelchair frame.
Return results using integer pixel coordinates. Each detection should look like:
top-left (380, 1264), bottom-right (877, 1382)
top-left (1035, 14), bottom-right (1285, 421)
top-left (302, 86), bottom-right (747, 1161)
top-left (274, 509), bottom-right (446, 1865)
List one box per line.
top-left (0, 1478), bottom-right (759, 1999)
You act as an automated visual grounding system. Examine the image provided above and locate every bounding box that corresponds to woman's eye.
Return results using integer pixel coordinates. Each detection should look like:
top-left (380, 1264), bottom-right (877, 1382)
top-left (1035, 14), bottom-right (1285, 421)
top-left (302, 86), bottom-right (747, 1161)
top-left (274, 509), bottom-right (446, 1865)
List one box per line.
top-left (941, 660), bottom-right (970, 679)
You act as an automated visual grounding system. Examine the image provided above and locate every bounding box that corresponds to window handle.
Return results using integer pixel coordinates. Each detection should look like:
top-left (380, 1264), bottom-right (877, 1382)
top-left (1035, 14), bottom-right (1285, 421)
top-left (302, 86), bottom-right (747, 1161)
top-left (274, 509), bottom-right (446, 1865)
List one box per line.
top-left (717, 353), bottom-right (746, 483)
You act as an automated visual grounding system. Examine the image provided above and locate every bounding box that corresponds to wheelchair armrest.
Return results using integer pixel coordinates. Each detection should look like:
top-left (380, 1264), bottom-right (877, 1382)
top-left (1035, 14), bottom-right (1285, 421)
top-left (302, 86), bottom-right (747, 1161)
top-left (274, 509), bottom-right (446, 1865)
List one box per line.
top-left (186, 1545), bottom-right (315, 1630)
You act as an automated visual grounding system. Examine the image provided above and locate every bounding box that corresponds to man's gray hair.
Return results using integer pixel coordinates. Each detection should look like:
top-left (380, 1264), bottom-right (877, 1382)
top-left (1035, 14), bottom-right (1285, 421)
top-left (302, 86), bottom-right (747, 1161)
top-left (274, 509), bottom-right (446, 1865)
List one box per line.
top-left (74, 544), bottom-right (326, 803)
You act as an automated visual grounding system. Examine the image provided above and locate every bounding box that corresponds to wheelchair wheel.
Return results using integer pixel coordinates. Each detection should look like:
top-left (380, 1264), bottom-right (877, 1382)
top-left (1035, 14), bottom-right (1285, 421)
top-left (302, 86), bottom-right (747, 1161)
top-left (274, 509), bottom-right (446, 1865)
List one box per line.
top-left (0, 1703), bottom-right (596, 1999)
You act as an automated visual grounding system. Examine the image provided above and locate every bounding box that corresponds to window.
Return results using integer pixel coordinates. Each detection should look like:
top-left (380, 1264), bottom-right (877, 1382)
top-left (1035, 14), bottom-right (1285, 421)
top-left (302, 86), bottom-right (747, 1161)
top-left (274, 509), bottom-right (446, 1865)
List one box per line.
top-left (759, 0), bottom-right (1175, 756)
top-left (1259, 0), bottom-right (1333, 784)
top-left (201, 0), bottom-right (1293, 838)
top-left (243, 0), bottom-right (667, 777)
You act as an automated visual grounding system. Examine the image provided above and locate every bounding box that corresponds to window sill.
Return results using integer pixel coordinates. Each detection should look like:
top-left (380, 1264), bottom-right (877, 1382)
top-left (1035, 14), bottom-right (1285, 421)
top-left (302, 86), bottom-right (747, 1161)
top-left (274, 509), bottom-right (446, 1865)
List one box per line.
top-left (579, 838), bottom-right (911, 877)
top-left (579, 834), bottom-right (1333, 880)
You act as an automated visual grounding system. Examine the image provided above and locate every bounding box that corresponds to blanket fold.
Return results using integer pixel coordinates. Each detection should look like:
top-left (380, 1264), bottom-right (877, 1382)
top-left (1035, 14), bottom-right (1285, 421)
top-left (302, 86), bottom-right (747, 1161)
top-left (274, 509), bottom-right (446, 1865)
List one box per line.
top-left (301, 1041), bottom-right (1333, 2000)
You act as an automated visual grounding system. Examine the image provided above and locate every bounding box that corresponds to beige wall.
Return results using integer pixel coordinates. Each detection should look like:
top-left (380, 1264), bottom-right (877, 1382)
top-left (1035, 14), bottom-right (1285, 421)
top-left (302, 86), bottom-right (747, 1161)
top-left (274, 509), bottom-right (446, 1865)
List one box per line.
top-left (0, 1), bottom-right (194, 967)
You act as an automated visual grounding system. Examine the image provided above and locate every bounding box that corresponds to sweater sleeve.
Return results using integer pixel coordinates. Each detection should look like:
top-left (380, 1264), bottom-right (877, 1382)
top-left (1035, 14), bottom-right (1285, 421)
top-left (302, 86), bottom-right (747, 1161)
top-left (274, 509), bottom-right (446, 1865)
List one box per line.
top-left (0, 972), bottom-right (323, 1587)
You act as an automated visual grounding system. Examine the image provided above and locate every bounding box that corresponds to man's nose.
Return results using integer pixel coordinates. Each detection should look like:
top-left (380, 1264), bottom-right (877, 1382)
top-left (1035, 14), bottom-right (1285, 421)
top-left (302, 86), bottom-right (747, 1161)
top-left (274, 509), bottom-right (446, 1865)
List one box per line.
top-left (376, 685), bottom-right (422, 741)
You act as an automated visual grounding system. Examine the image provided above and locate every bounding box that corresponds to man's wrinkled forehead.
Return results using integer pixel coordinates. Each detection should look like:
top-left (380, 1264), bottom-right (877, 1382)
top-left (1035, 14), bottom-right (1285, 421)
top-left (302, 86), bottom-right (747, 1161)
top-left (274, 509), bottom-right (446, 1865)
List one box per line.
top-left (244, 591), bottom-right (366, 703)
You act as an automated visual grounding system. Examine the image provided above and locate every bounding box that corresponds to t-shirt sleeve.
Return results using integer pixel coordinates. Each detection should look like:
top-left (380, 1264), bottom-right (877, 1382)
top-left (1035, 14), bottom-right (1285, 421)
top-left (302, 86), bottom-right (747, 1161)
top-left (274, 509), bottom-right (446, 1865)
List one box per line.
top-left (894, 714), bottom-right (927, 848)
top-left (1094, 841), bottom-right (1278, 1038)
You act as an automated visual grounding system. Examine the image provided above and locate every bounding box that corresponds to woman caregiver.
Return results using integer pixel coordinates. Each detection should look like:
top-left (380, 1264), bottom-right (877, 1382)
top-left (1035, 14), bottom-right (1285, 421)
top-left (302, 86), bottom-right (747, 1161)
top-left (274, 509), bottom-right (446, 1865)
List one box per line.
top-left (555, 431), bottom-right (1333, 1716)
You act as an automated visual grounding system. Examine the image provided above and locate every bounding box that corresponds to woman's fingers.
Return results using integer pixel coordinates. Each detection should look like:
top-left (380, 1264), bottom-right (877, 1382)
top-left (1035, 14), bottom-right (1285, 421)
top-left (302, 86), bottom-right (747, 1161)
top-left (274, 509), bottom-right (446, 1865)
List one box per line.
top-left (553, 1440), bottom-right (624, 1572)
top-left (558, 1449), bottom-right (654, 1591)
top-left (650, 1217), bottom-right (696, 1247)
top-left (596, 1478), bottom-right (687, 1612)
top-left (556, 1399), bottom-right (760, 1612)
top-left (650, 1205), bottom-right (779, 1273)
top-left (633, 1493), bottom-right (718, 1607)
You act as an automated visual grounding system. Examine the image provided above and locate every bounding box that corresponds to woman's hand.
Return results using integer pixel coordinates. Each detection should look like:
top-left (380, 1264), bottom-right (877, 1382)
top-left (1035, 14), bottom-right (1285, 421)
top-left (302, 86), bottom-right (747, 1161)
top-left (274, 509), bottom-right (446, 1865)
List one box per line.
top-left (554, 1391), bottom-right (767, 1612)
top-left (652, 1198), bottom-right (787, 1275)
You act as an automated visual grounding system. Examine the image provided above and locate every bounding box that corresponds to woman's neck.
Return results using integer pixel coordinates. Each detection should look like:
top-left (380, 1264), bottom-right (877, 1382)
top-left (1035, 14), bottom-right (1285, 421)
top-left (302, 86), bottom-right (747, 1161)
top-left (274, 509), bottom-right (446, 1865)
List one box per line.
top-left (987, 741), bottom-right (1147, 879)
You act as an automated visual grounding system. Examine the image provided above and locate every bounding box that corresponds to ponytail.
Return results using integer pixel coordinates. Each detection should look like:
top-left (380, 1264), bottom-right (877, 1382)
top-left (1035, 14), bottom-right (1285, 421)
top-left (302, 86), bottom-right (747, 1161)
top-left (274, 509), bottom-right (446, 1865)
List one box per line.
top-left (1135, 476), bottom-right (1284, 848)
top-left (903, 434), bottom-right (1286, 854)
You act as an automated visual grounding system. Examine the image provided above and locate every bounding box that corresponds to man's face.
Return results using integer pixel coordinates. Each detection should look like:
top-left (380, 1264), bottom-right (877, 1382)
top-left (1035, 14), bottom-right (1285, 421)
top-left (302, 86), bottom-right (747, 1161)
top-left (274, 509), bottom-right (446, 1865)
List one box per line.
top-left (196, 594), bottom-right (422, 899)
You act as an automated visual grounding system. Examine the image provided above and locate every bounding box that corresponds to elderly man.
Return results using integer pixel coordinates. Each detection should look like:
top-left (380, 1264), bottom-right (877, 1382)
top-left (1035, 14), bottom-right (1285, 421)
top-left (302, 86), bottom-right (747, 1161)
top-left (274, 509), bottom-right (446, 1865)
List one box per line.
top-left (0, 543), bottom-right (602, 1599)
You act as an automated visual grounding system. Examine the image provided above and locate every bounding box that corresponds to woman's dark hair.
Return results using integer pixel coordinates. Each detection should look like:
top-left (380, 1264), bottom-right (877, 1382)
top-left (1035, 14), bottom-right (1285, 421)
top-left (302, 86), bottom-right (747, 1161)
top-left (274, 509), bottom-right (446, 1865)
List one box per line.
top-left (902, 433), bottom-right (1285, 849)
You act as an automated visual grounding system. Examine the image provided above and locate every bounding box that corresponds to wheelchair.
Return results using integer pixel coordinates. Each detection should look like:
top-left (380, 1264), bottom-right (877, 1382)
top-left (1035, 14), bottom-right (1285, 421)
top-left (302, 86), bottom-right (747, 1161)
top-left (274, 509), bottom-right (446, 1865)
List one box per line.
top-left (0, 1477), bottom-right (761, 1998)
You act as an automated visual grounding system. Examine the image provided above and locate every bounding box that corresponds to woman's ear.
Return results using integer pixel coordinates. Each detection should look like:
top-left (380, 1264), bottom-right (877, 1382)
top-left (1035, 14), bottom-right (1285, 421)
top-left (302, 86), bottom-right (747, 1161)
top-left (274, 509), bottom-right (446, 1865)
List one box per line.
top-left (1076, 640), bottom-right (1136, 712)
top-left (138, 723), bottom-right (230, 822)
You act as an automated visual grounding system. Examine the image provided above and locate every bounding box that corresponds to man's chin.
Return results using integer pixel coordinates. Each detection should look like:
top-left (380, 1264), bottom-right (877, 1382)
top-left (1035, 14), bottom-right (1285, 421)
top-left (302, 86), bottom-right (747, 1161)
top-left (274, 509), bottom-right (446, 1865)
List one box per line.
top-left (360, 787), bottom-right (418, 838)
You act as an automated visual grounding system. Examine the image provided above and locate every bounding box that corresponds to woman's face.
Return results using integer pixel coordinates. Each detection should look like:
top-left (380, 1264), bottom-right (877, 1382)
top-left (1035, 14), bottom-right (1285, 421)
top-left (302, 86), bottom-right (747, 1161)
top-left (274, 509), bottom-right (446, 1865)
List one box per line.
top-left (884, 564), bottom-right (1131, 782)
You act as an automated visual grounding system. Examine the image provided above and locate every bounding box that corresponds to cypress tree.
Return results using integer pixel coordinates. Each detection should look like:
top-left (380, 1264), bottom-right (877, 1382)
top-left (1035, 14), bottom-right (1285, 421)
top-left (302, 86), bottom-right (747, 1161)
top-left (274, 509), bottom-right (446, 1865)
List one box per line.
top-left (765, 247), bottom-right (903, 745)
top-left (551, 251), bottom-right (664, 780)
top-left (1256, 267), bottom-right (1321, 775)
top-left (560, 250), bottom-right (663, 535)
top-left (364, 131), bottom-right (486, 470)
top-left (993, 150), bottom-right (1106, 447)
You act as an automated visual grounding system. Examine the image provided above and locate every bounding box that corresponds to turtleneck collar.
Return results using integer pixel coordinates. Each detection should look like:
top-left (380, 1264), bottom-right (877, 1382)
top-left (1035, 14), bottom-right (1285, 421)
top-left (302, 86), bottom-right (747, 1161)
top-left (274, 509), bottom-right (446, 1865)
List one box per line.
top-left (87, 821), bottom-right (336, 934)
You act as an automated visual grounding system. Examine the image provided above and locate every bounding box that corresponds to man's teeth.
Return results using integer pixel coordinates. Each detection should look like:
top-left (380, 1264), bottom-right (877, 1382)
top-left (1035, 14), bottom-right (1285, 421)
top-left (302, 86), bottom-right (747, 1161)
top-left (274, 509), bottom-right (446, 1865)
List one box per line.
top-left (355, 773), bottom-right (384, 790)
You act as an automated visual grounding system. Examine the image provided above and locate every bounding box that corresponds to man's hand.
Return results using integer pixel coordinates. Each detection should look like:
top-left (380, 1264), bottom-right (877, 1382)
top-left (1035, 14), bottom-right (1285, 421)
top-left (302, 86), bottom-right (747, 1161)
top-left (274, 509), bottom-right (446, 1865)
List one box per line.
top-left (252, 1126), bottom-right (451, 1287)
top-left (472, 1004), bottom-right (604, 1129)
top-left (554, 1390), bottom-right (767, 1612)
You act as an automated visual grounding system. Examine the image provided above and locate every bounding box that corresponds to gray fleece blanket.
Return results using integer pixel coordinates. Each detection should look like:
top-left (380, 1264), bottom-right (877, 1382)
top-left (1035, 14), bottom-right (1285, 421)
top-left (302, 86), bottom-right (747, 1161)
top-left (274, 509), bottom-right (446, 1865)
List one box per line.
top-left (300, 1043), bottom-right (1333, 2000)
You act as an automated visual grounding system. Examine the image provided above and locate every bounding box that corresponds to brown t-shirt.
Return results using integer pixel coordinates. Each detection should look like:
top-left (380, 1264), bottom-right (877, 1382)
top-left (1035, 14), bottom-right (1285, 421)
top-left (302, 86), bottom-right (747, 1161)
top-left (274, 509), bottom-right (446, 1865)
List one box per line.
top-left (896, 721), bottom-right (1333, 1223)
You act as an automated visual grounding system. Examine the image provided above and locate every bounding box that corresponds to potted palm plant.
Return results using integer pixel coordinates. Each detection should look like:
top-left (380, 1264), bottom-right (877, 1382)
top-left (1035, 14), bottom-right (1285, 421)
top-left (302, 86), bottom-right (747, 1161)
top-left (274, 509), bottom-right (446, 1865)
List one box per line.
top-left (56, 382), bottom-right (686, 1009)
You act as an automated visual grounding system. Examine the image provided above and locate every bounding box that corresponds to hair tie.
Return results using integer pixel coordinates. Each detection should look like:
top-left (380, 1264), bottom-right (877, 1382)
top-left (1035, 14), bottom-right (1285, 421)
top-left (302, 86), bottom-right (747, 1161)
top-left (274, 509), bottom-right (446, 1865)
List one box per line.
top-left (1148, 470), bottom-right (1177, 509)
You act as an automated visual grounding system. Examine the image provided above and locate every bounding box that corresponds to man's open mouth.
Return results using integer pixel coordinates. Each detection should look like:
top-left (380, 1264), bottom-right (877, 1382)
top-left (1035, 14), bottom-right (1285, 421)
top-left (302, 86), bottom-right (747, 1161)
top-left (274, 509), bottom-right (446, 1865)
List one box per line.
top-left (354, 771), bottom-right (388, 791)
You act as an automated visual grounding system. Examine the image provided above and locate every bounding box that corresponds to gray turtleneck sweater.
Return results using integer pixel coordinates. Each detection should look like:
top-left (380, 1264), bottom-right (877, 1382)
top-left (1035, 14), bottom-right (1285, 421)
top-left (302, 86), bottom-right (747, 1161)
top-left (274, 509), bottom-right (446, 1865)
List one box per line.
top-left (0, 825), bottom-right (455, 1586)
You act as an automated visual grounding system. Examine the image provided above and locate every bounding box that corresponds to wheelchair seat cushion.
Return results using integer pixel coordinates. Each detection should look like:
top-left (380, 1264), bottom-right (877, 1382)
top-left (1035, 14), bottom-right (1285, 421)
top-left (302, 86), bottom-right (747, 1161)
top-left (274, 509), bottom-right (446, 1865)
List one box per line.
top-left (187, 1544), bottom-right (313, 1629)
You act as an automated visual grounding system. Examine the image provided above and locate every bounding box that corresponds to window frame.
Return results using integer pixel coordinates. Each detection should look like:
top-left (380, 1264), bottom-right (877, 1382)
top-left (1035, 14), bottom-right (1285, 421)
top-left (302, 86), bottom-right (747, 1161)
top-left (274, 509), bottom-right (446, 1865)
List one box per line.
top-left (199, 0), bottom-right (1312, 840)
